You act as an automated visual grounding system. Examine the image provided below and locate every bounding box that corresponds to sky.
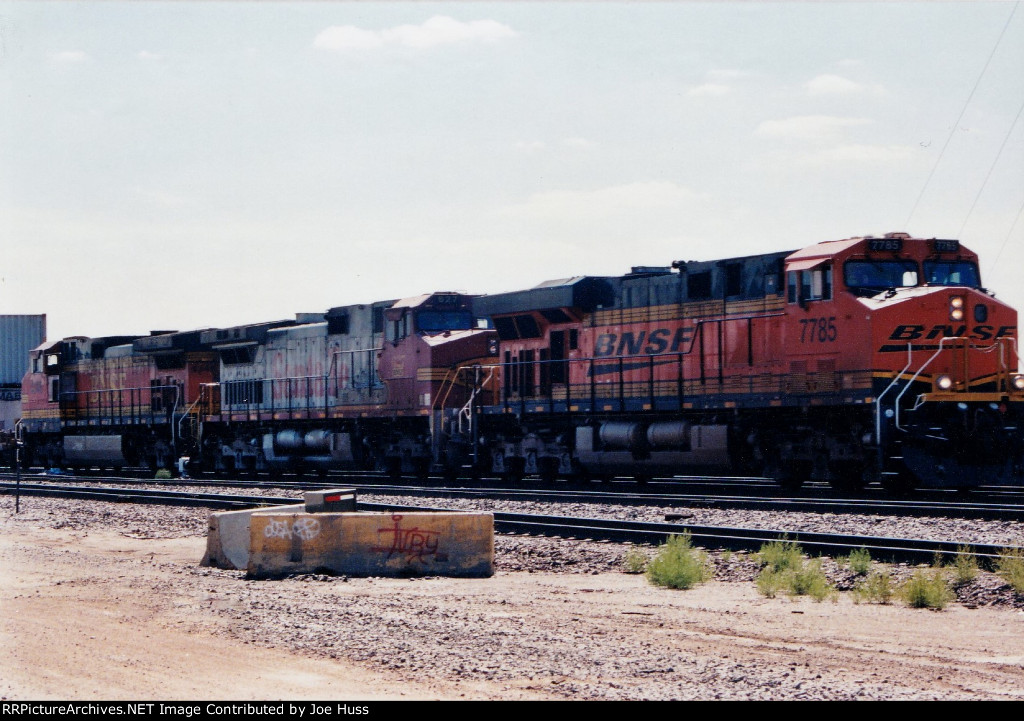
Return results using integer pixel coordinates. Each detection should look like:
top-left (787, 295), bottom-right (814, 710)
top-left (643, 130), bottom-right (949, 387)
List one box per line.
top-left (1, 1), bottom-right (1022, 343)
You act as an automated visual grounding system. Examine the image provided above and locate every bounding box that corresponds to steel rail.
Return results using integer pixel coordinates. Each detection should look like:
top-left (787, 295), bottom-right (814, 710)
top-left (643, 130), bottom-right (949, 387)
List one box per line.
top-left (3, 474), bottom-right (1023, 521)
top-left (4, 482), bottom-right (1015, 565)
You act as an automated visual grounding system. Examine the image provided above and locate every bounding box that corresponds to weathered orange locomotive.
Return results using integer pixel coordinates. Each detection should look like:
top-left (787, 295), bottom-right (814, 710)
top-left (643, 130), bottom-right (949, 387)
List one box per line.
top-left (16, 232), bottom-right (1024, 492)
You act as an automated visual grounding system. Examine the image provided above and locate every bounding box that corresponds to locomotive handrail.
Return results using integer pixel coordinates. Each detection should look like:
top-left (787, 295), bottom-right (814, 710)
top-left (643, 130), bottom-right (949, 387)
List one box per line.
top-left (457, 366), bottom-right (496, 435)
top-left (892, 336), bottom-right (1012, 432)
top-left (177, 383), bottom-right (215, 450)
top-left (875, 342), bottom-right (915, 444)
top-left (893, 337), bottom-right (956, 432)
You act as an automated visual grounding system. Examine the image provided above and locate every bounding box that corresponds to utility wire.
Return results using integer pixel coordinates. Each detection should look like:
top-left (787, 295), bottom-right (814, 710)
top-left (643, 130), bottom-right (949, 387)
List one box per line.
top-left (986, 193), bottom-right (1024, 280)
top-left (903, 2), bottom-right (1019, 230)
top-left (957, 94), bottom-right (1024, 238)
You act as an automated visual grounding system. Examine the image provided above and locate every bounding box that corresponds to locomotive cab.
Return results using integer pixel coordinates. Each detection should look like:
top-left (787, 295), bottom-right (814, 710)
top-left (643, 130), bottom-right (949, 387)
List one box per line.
top-left (784, 232), bottom-right (1023, 490)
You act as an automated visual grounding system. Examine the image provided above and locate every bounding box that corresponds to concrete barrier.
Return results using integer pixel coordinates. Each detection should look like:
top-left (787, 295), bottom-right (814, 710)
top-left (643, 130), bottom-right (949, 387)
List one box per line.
top-left (248, 511), bottom-right (494, 578)
top-left (202, 503), bottom-right (305, 570)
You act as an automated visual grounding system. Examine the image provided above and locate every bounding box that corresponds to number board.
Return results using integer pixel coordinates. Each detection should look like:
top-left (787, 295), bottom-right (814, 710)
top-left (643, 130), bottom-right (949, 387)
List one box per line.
top-left (867, 238), bottom-right (902, 252)
top-left (931, 239), bottom-right (959, 253)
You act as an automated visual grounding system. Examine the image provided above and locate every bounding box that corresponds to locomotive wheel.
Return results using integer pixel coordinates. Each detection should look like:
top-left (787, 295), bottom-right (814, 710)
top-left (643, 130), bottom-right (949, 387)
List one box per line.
top-left (413, 457), bottom-right (431, 481)
top-left (880, 471), bottom-right (917, 496)
top-left (538, 457), bottom-right (559, 483)
top-left (778, 461), bottom-right (811, 491)
top-left (505, 456), bottom-right (526, 484)
top-left (829, 463), bottom-right (866, 494)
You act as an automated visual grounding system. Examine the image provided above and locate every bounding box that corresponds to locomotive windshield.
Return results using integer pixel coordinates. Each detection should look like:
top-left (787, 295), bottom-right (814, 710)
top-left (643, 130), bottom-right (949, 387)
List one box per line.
top-left (843, 260), bottom-right (919, 296)
top-left (415, 310), bottom-right (474, 332)
top-left (923, 260), bottom-right (980, 288)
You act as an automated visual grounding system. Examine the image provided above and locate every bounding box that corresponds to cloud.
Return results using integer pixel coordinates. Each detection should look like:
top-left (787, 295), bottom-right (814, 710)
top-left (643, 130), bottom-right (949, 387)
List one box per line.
top-left (805, 74), bottom-right (884, 95)
top-left (313, 15), bottom-right (517, 52)
top-left (50, 51), bottom-right (90, 64)
top-left (137, 51), bottom-right (163, 61)
top-left (688, 83), bottom-right (731, 97)
top-left (754, 115), bottom-right (873, 143)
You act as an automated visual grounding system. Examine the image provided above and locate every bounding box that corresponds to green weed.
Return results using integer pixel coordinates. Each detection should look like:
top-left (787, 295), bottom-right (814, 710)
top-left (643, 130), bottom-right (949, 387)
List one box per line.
top-left (851, 570), bottom-right (894, 605)
top-left (951, 546), bottom-right (978, 586)
top-left (622, 548), bottom-right (649, 575)
top-left (900, 570), bottom-right (954, 610)
top-left (755, 568), bottom-right (786, 598)
top-left (788, 558), bottom-right (837, 602)
top-left (847, 548), bottom-right (872, 576)
top-left (995, 548), bottom-right (1024, 594)
top-left (756, 538), bottom-right (803, 572)
top-left (645, 533), bottom-right (712, 590)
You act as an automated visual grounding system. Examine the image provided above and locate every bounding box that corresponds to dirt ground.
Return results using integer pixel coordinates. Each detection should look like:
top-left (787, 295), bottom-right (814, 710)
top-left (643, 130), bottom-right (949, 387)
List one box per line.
top-left (2, 508), bottom-right (1024, 700)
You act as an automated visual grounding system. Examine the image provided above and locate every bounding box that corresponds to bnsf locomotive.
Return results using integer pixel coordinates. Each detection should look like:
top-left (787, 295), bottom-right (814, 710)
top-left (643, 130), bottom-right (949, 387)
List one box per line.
top-left (16, 232), bottom-right (1024, 492)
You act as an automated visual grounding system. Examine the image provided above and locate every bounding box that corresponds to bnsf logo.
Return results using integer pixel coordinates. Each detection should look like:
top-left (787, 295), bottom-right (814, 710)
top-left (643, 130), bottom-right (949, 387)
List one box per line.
top-left (888, 324), bottom-right (1016, 341)
top-left (593, 327), bottom-right (694, 357)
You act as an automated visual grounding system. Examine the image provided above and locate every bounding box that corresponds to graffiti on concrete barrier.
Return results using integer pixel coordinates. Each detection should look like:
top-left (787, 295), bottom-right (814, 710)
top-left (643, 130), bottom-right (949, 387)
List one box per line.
top-left (372, 514), bottom-right (443, 561)
top-left (263, 517), bottom-right (321, 541)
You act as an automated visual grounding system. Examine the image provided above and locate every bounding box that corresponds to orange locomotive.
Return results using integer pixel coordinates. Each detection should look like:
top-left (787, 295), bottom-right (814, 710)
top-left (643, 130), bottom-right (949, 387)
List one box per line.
top-left (469, 232), bottom-right (1023, 491)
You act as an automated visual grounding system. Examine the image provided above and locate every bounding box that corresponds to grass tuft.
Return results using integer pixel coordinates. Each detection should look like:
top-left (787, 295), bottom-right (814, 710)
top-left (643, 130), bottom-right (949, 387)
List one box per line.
top-left (756, 538), bottom-right (803, 573)
top-left (622, 548), bottom-right (649, 575)
top-left (754, 540), bottom-right (835, 602)
top-left (951, 546), bottom-right (978, 586)
top-left (900, 570), bottom-right (954, 610)
top-left (851, 570), bottom-right (895, 605)
top-left (154, 468), bottom-right (172, 480)
top-left (788, 558), bottom-right (837, 602)
top-left (645, 533), bottom-right (712, 590)
top-left (995, 548), bottom-right (1024, 594)
top-left (847, 548), bottom-right (872, 576)
top-left (755, 568), bottom-right (786, 598)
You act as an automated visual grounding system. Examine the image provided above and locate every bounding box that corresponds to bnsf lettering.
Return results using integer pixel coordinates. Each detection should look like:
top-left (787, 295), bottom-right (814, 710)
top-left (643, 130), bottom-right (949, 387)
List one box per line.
top-left (617, 332), bottom-right (645, 356)
top-left (889, 324), bottom-right (924, 340)
top-left (593, 327), bottom-right (694, 357)
top-left (925, 325), bottom-right (966, 340)
top-left (888, 325), bottom-right (1016, 341)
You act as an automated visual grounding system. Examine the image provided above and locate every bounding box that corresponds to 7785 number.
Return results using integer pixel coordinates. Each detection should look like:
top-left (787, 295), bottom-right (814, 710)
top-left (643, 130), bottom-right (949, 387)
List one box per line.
top-left (799, 316), bottom-right (837, 343)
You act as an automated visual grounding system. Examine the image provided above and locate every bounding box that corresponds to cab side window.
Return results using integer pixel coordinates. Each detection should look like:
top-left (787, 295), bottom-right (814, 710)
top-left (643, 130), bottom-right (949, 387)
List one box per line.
top-left (787, 266), bottom-right (831, 303)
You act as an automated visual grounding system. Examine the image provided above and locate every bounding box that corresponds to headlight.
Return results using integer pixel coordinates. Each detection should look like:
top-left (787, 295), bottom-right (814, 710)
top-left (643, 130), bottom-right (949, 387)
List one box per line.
top-left (949, 296), bottom-right (965, 322)
top-left (1013, 375), bottom-right (1024, 391)
top-left (935, 375), bottom-right (953, 391)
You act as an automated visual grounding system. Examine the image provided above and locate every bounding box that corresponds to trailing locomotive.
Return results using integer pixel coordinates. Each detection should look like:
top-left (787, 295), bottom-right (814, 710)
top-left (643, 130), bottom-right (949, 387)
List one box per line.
top-left (15, 232), bottom-right (1024, 492)
top-left (18, 292), bottom-right (495, 478)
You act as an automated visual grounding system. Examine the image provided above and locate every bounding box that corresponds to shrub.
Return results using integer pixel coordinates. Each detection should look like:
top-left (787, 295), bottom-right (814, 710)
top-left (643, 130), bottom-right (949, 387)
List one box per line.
top-left (757, 538), bottom-right (803, 572)
top-left (852, 570), bottom-right (894, 605)
top-left (622, 548), bottom-right (649, 574)
top-left (847, 548), bottom-right (872, 576)
top-left (645, 534), bottom-right (711, 590)
top-left (995, 548), bottom-right (1024, 594)
top-left (154, 468), bottom-right (172, 480)
top-left (788, 558), bottom-right (837, 602)
top-left (900, 570), bottom-right (954, 610)
top-left (951, 546), bottom-right (978, 586)
top-left (755, 567), bottom-right (786, 598)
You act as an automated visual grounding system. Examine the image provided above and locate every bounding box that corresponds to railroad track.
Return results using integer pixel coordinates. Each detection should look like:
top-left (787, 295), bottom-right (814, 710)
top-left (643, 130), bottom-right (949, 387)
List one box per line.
top-left (3, 481), bottom-right (1021, 565)
top-left (4, 472), bottom-right (1023, 521)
